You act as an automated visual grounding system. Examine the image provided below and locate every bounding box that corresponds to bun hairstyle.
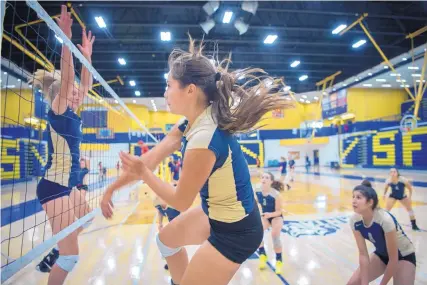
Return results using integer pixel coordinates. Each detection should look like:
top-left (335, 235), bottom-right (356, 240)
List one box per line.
top-left (266, 172), bottom-right (285, 192)
top-left (28, 69), bottom-right (62, 104)
top-left (361, 179), bottom-right (372, 188)
top-left (353, 184), bottom-right (379, 210)
top-left (167, 35), bottom-right (294, 134)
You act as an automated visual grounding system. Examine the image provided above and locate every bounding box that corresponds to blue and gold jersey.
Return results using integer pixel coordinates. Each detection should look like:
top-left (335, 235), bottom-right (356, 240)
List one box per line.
top-left (178, 106), bottom-right (255, 223)
top-left (255, 188), bottom-right (279, 213)
top-left (350, 208), bottom-right (414, 257)
top-left (386, 176), bottom-right (408, 197)
top-left (44, 107), bottom-right (82, 188)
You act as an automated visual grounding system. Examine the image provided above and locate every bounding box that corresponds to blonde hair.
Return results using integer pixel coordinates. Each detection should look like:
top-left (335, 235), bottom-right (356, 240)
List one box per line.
top-left (168, 36), bottom-right (294, 134)
top-left (28, 69), bottom-right (62, 104)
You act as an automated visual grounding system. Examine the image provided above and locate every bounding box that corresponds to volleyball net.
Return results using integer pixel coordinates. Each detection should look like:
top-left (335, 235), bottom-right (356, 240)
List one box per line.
top-left (1, 1), bottom-right (162, 281)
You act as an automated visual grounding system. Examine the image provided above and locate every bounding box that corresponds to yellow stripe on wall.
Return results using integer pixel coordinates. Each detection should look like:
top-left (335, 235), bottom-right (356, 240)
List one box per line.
top-left (280, 137), bottom-right (329, 146)
top-left (81, 143), bottom-right (110, 151)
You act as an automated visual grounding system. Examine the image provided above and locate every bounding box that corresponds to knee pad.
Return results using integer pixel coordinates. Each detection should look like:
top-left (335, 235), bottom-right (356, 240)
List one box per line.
top-left (272, 235), bottom-right (282, 249)
top-left (56, 255), bottom-right (79, 272)
top-left (156, 234), bottom-right (181, 258)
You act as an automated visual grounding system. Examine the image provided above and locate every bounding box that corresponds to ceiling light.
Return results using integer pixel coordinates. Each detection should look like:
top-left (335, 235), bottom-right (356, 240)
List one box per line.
top-left (352, 39), bottom-right (366, 48)
top-left (199, 18), bottom-right (215, 34)
top-left (160, 31), bottom-right (171, 41)
top-left (203, 1), bottom-right (220, 16)
top-left (132, 100), bottom-right (136, 103)
top-left (383, 65), bottom-right (389, 69)
top-left (382, 84), bottom-right (392, 87)
top-left (402, 57), bottom-right (407, 61)
top-left (416, 80), bottom-right (426, 83)
top-left (363, 84), bottom-right (372, 87)
top-left (17, 79), bottom-right (21, 82)
top-left (333, 88), bottom-right (336, 91)
top-left (234, 19), bottom-right (249, 35)
top-left (390, 73), bottom-right (401, 77)
top-left (222, 11), bottom-right (233, 23)
top-left (3, 72), bottom-right (7, 74)
top-left (343, 83), bottom-right (347, 86)
top-left (396, 79), bottom-right (406, 82)
top-left (164, 73), bottom-right (168, 80)
top-left (241, 1), bottom-right (258, 15)
top-left (6, 85), bottom-right (15, 88)
top-left (376, 79), bottom-right (386, 82)
top-left (129, 80), bottom-right (136, 86)
top-left (400, 84), bottom-right (410, 88)
top-left (29, 84), bottom-right (32, 88)
top-left (135, 91), bottom-right (141, 96)
top-left (118, 58), bottom-right (126, 65)
top-left (332, 24), bottom-right (347, 35)
top-left (301, 95), bottom-right (307, 99)
top-left (95, 16), bottom-right (107, 28)
top-left (55, 35), bottom-right (63, 44)
top-left (264, 35), bottom-right (278, 44)
top-left (408, 66), bottom-right (419, 70)
top-left (290, 60), bottom-right (300, 68)
top-left (412, 74), bottom-right (421, 77)
top-left (114, 100), bottom-right (118, 103)
top-left (299, 98), bottom-right (304, 102)
top-left (368, 73), bottom-right (372, 76)
top-left (299, 75), bottom-right (308, 81)
top-left (314, 96), bottom-right (319, 100)
top-left (354, 78), bottom-right (359, 82)
top-left (306, 100), bottom-right (311, 104)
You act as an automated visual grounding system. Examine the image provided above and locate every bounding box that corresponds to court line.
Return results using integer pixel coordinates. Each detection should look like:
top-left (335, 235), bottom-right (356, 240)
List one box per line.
top-left (1, 182), bottom-right (141, 283)
top-left (253, 253), bottom-right (291, 285)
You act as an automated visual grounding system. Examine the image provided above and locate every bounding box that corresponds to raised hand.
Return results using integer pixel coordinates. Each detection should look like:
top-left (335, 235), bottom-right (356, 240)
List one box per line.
top-left (119, 151), bottom-right (149, 181)
top-left (77, 29), bottom-right (95, 60)
top-left (55, 5), bottom-right (73, 39)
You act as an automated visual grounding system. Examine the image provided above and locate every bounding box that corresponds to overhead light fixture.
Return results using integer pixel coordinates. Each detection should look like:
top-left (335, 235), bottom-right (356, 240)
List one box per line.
top-left (203, 1), bottom-right (220, 16)
top-left (264, 35), bottom-right (278, 44)
top-left (412, 74), bottom-right (421, 77)
top-left (383, 65), bottom-right (389, 69)
top-left (164, 73), bottom-right (169, 80)
top-left (6, 85), bottom-right (16, 88)
top-left (408, 66), bottom-right (419, 70)
top-left (114, 100), bottom-right (118, 103)
top-left (314, 96), bottom-right (319, 100)
top-left (333, 88), bottom-right (336, 91)
top-left (242, 1), bottom-right (258, 15)
top-left (396, 79), bottom-right (406, 82)
top-left (306, 100), bottom-right (311, 104)
top-left (223, 11), bottom-right (233, 24)
top-left (416, 80), bottom-right (426, 83)
top-left (301, 95), bottom-right (307, 99)
top-left (352, 39), bottom-right (366, 48)
top-left (118, 58), bottom-right (126, 65)
top-left (332, 24), bottom-right (347, 35)
top-left (290, 60), bottom-right (300, 68)
top-left (234, 19), bottom-right (249, 35)
top-left (402, 57), bottom-right (407, 61)
top-left (354, 78), bottom-right (359, 82)
top-left (29, 84), bottom-right (32, 88)
top-left (368, 73), bottom-right (373, 76)
top-left (160, 31), bottom-right (171, 41)
top-left (299, 75), bottom-right (308, 81)
top-left (376, 79), bottom-right (386, 82)
top-left (343, 83), bottom-right (347, 86)
top-left (389, 73), bottom-right (401, 77)
top-left (95, 16), bottom-right (107, 28)
top-left (55, 35), bottom-right (63, 44)
top-left (400, 84), bottom-right (410, 88)
top-left (382, 84), bottom-right (391, 87)
top-left (135, 91), bottom-right (141, 96)
top-left (132, 99), bottom-right (136, 103)
top-left (363, 84), bottom-right (372, 87)
top-left (129, 80), bottom-right (136, 86)
top-left (322, 91), bottom-right (327, 95)
top-left (17, 79), bottom-right (21, 82)
top-left (299, 98), bottom-right (304, 102)
top-left (200, 18), bottom-right (215, 34)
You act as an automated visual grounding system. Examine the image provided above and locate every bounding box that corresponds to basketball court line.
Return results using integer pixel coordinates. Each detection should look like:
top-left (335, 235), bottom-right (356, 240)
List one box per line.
top-left (253, 252), bottom-right (291, 285)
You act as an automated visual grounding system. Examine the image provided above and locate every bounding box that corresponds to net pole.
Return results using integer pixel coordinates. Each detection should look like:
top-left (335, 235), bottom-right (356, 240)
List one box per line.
top-left (25, 0), bottom-right (158, 143)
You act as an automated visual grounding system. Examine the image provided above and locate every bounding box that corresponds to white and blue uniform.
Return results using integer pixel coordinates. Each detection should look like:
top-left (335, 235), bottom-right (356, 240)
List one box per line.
top-left (386, 176), bottom-right (409, 200)
top-left (36, 107), bottom-right (82, 204)
top-left (177, 106), bottom-right (263, 264)
top-left (350, 208), bottom-right (416, 265)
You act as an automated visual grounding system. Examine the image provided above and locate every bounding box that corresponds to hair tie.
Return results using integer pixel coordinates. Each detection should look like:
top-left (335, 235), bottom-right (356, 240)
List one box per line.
top-left (215, 72), bottom-right (221, 82)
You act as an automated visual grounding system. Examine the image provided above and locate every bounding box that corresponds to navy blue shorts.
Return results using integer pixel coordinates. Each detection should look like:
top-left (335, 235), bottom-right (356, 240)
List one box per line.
top-left (375, 251), bottom-right (416, 267)
top-left (389, 192), bottom-right (407, 200)
top-left (208, 206), bottom-right (263, 264)
top-left (36, 178), bottom-right (72, 205)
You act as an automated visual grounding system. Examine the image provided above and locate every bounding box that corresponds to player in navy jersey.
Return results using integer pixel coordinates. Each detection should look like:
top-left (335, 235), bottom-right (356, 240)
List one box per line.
top-left (154, 196), bottom-right (181, 270)
top-left (278, 156), bottom-right (291, 190)
top-left (101, 36), bottom-right (293, 285)
top-left (288, 155), bottom-right (296, 182)
top-left (255, 172), bottom-right (284, 274)
top-left (30, 5), bottom-right (94, 284)
top-left (383, 168), bottom-right (419, 230)
top-left (347, 180), bottom-right (416, 285)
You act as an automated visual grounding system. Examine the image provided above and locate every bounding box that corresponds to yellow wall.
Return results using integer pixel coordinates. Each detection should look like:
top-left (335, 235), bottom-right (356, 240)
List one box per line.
top-left (347, 88), bottom-right (407, 122)
top-left (149, 111), bottom-right (182, 130)
top-left (258, 103), bottom-right (320, 130)
top-left (1, 89), bottom-right (34, 126)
